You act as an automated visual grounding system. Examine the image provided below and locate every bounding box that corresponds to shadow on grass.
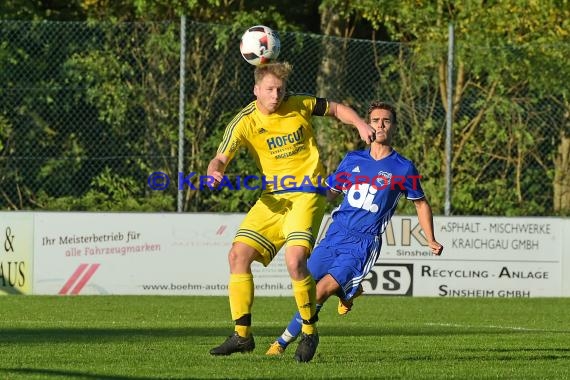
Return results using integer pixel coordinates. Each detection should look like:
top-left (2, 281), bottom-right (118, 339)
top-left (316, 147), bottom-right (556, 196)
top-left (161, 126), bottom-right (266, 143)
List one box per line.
top-left (316, 325), bottom-right (569, 337)
top-left (401, 347), bottom-right (570, 362)
top-left (0, 327), bottom-right (199, 343)
top-left (0, 367), bottom-right (207, 380)
top-left (464, 347), bottom-right (570, 353)
top-left (2, 324), bottom-right (565, 344)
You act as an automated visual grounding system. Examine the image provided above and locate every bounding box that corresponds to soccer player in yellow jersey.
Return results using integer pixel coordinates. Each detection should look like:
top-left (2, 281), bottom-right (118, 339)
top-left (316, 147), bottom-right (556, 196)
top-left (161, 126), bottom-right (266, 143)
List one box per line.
top-left (207, 62), bottom-right (375, 362)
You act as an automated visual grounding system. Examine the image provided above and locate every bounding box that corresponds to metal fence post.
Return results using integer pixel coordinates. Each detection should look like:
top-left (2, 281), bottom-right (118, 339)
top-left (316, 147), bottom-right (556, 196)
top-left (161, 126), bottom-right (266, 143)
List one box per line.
top-left (177, 15), bottom-right (187, 212)
top-left (445, 23), bottom-right (454, 216)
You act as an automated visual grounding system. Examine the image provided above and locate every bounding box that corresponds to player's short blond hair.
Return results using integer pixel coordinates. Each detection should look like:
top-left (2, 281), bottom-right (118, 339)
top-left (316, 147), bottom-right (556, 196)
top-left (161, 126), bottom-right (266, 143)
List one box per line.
top-left (254, 62), bottom-right (292, 84)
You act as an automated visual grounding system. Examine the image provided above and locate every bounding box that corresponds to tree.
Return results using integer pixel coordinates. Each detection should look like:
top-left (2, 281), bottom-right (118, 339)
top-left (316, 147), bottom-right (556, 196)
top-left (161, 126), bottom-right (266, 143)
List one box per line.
top-left (78, 0), bottom-right (299, 212)
top-left (2, 0), bottom-right (568, 215)
top-left (346, 0), bottom-right (570, 215)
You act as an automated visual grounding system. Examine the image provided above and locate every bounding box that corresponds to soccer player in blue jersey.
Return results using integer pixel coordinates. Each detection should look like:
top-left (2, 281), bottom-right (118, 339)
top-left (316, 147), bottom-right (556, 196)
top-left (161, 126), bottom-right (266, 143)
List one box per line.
top-left (207, 62), bottom-right (376, 362)
top-left (266, 101), bottom-right (444, 358)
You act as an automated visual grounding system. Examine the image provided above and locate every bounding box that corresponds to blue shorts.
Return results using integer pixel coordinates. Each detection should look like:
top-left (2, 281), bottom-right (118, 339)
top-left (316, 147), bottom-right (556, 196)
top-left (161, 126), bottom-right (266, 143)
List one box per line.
top-left (308, 222), bottom-right (381, 300)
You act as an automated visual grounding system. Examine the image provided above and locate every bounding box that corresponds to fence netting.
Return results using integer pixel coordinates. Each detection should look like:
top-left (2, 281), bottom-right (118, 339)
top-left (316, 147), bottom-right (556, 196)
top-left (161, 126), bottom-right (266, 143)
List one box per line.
top-left (1, 20), bottom-right (568, 215)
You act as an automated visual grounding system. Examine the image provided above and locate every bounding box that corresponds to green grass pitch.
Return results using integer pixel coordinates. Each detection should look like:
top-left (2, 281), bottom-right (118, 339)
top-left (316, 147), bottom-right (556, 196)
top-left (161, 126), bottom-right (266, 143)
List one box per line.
top-left (0, 296), bottom-right (568, 379)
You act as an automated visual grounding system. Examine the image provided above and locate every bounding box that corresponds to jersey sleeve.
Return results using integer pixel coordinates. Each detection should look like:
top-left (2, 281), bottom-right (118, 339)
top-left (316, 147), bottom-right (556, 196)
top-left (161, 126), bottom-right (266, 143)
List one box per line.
top-left (404, 162), bottom-right (425, 200)
top-left (216, 108), bottom-right (249, 160)
top-left (312, 97), bottom-right (329, 116)
top-left (295, 94), bottom-right (329, 117)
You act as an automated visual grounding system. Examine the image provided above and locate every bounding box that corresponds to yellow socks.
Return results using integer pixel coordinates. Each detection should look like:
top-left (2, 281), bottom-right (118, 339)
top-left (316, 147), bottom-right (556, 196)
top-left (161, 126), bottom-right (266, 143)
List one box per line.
top-left (228, 273), bottom-right (317, 337)
top-left (229, 273), bottom-right (254, 337)
top-left (291, 275), bottom-right (317, 335)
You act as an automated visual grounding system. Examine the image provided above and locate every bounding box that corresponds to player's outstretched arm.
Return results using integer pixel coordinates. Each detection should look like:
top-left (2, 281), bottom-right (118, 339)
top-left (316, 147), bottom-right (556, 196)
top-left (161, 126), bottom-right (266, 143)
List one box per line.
top-left (207, 153), bottom-right (230, 187)
top-left (327, 101), bottom-right (376, 144)
top-left (413, 197), bottom-right (444, 256)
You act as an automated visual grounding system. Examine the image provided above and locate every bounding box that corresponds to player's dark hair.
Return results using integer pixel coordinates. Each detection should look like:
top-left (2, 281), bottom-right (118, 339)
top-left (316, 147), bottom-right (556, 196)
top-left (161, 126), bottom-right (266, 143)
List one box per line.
top-left (367, 101), bottom-right (397, 124)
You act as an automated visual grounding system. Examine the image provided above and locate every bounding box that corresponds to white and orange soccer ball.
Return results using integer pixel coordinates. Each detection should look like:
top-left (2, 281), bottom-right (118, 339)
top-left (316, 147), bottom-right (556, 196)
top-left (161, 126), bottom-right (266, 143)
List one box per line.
top-left (239, 25), bottom-right (281, 66)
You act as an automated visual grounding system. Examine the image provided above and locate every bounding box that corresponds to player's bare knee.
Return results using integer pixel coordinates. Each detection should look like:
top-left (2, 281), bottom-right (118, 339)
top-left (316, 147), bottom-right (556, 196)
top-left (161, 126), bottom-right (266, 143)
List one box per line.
top-left (227, 244), bottom-right (257, 272)
top-left (317, 275), bottom-right (340, 298)
top-left (284, 252), bottom-right (309, 279)
top-left (227, 249), bottom-right (241, 266)
top-left (286, 262), bottom-right (306, 279)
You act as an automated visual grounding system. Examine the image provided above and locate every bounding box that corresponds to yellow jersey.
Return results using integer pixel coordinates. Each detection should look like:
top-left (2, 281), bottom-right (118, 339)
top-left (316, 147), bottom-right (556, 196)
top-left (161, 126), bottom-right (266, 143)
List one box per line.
top-left (217, 94), bottom-right (329, 193)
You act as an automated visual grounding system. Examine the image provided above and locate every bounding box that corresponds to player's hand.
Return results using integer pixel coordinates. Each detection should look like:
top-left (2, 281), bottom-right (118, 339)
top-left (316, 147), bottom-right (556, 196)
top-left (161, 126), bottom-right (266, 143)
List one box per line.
top-left (208, 171), bottom-right (224, 188)
top-left (429, 241), bottom-right (444, 256)
top-left (357, 123), bottom-right (376, 144)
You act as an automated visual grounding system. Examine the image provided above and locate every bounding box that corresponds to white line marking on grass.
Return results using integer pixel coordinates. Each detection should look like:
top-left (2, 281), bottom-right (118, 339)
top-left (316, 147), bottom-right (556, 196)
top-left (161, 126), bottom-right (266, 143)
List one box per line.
top-left (425, 322), bottom-right (569, 333)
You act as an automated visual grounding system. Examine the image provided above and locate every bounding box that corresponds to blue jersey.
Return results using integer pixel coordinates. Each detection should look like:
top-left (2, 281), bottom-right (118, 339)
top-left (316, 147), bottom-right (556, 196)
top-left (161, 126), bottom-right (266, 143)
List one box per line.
top-left (327, 149), bottom-right (424, 236)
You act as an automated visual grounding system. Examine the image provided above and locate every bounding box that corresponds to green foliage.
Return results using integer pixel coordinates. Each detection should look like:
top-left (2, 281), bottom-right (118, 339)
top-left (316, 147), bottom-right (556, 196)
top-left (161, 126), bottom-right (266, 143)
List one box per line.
top-left (1, 2), bottom-right (568, 214)
top-left (340, 1), bottom-right (570, 215)
top-left (0, 114), bottom-right (11, 154)
top-left (36, 167), bottom-right (175, 211)
top-left (0, 0), bottom-right (85, 20)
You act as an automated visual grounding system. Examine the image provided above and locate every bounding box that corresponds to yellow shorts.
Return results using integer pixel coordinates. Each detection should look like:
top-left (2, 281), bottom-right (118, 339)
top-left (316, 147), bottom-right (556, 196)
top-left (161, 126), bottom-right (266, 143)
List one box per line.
top-left (234, 191), bottom-right (327, 267)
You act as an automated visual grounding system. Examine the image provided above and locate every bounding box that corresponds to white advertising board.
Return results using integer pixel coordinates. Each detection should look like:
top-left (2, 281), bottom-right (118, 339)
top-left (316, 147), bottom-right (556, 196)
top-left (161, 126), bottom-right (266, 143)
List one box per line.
top-left (363, 216), bottom-right (564, 297)
top-left (33, 213), bottom-right (239, 295)
top-left (29, 212), bottom-right (570, 297)
top-left (563, 220), bottom-right (570, 296)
